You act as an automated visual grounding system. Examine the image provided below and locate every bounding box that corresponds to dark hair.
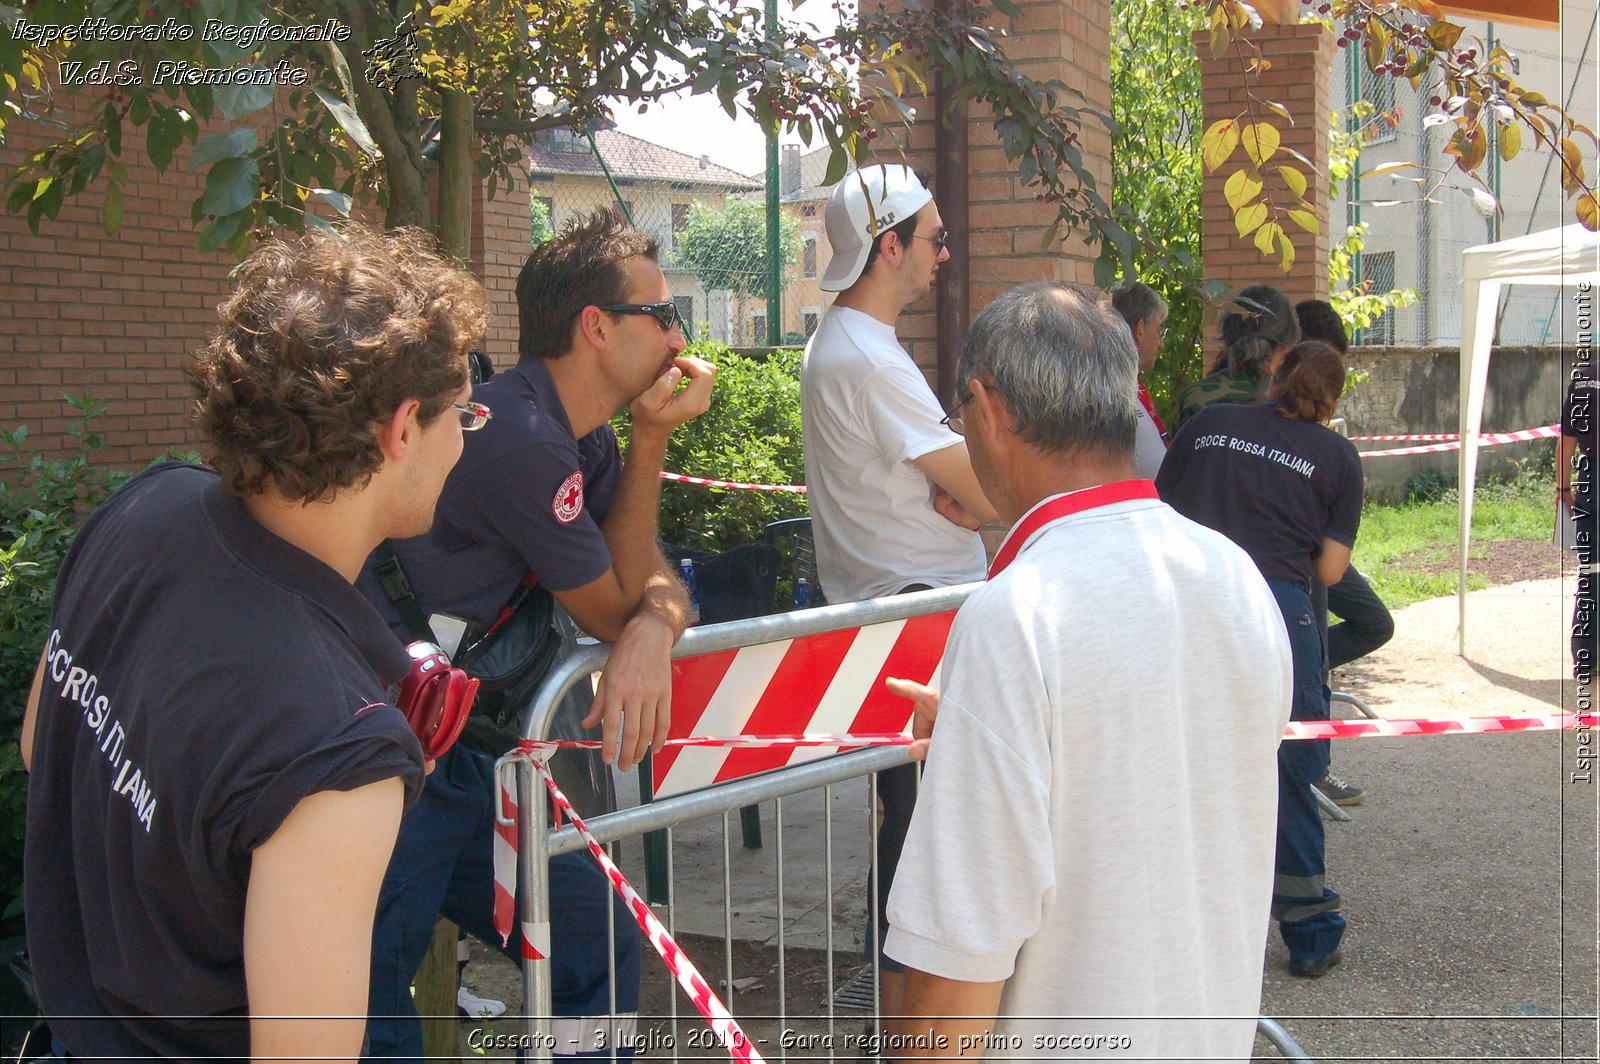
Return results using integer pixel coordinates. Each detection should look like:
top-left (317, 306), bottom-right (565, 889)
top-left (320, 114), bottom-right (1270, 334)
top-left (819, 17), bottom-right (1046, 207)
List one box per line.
top-left (1216, 284), bottom-right (1299, 379)
top-left (957, 281), bottom-right (1138, 459)
top-left (516, 209), bottom-right (659, 362)
top-left (1295, 299), bottom-right (1349, 353)
top-left (188, 225), bottom-right (485, 503)
top-left (1270, 340), bottom-right (1345, 423)
top-left (1109, 280), bottom-right (1167, 332)
top-left (861, 214), bottom-right (919, 278)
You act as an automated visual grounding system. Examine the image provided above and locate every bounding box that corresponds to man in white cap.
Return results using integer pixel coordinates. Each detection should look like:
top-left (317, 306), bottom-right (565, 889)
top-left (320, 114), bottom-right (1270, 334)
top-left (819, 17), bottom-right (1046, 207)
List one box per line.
top-left (800, 163), bottom-right (997, 1019)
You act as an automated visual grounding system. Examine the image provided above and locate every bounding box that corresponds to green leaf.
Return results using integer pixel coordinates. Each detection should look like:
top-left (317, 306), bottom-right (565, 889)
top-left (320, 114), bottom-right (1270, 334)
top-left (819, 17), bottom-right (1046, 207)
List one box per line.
top-left (823, 146), bottom-right (849, 186)
top-left (198, 210), bottom-right (247, 254)
top-left (215, 78), bottom-right (274, 122)
top-left (200, 157), bottom-right (260, 217)
top-left (312, 188), bottom-right (352, 215)
top-left (102, 181), bottom-right (123, 235)
top-left (146, 109), bottom-right (184, 172)
top-left (312, 87), bottom-right (378, 158)
top-left (189, 128), bottom-right (258, 171)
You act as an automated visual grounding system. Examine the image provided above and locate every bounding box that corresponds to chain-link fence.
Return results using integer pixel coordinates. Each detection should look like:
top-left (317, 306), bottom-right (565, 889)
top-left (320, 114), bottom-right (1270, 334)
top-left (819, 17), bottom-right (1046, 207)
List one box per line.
top-left (526, 128), bottom-right (835, 348)
top-left (1328, 3), bottom-right (1599, 348)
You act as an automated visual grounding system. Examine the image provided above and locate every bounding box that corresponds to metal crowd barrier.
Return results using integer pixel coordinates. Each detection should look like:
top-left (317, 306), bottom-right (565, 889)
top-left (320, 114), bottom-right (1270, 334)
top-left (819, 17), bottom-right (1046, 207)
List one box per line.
top-left (496, 585), bottom-right (1316, 1062)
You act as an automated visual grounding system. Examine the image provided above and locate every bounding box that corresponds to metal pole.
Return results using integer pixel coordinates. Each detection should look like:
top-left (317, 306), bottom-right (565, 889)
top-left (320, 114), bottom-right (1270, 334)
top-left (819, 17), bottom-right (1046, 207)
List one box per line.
top-left (765, 0), bottom-right (782, 345)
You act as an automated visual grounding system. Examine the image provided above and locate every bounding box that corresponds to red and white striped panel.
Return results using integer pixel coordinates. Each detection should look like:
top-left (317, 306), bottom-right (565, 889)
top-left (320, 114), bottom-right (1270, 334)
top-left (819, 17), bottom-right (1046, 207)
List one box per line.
top-left (651, 610), bottom-right (958, 798)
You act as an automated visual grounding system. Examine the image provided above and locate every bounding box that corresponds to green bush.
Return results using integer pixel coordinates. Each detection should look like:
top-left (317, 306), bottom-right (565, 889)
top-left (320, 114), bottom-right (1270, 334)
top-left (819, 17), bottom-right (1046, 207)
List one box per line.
top-left (0, 396), bottom-right (133, 929)
top-left (613, 341), bottom-right (807, 553)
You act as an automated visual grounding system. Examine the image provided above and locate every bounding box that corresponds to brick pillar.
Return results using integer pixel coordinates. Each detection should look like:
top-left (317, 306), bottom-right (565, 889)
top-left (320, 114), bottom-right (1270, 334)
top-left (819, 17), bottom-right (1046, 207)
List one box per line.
top-left (1198, 22), bottom-right (1335, 370)
top-left (882, 0), bottom-right (1114, 380)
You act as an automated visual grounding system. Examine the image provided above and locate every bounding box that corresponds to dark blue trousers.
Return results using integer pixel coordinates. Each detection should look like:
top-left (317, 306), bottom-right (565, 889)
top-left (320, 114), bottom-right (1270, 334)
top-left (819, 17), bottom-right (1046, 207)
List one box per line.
top-left (1267, 579), bottom-right (1346, 964)
top-left (366, 745), bottom-right (639, 1061)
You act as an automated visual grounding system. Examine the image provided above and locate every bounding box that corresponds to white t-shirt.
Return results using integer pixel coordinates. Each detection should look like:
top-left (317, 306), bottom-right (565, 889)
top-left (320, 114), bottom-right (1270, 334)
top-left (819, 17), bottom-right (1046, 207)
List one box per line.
top-left (800, 306), bottom-right (987, 601)
top-left (885, 495), bottom-right (1291, 1062)
top-left (1132, 400), bottom-right (1166, 480)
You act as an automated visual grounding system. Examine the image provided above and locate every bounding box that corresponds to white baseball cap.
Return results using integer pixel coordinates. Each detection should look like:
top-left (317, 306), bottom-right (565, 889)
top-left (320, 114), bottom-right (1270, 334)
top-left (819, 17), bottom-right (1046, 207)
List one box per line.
top-left (819, 164), bottom-right (933, 292)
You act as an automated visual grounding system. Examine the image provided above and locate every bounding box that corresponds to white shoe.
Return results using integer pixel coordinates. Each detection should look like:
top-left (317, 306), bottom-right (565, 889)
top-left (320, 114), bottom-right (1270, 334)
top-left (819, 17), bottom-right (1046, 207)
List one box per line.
top-left (457, 986), bottom-right (508, 1020)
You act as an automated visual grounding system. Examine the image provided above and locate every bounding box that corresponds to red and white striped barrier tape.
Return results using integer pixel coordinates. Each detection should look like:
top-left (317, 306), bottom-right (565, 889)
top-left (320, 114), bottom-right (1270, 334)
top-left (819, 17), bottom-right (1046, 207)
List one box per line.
top-left (499, 746), bottom-right (766, 1064)
top-left (1358, 424), bottom-right (1559, 458)
top-left (1349, 431), bottom-right (1466, 442)
top-left (660, 471), bottom-right (807, 493)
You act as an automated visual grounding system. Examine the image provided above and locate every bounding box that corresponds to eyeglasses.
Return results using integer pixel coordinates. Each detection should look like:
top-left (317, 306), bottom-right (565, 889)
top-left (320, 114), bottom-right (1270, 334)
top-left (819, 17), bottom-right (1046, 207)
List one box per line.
top-left (939, 388), bottom-right (971, 435)
top-left (598, 300), bottom-right (685, 333)
top-left (451, 401), bottom-right (492, 431)
top-left (911, 228), bottom-right (951, 254)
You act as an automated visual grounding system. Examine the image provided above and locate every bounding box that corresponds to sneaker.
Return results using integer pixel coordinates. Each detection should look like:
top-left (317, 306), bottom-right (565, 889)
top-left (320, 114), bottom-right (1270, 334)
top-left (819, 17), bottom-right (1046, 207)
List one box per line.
top-left (457, 986), bottom-right (507, 1020)
top-left (1313, 772), bottom-right (1364, 806)
top-left (1288, 949), bottom-right (1343, 978)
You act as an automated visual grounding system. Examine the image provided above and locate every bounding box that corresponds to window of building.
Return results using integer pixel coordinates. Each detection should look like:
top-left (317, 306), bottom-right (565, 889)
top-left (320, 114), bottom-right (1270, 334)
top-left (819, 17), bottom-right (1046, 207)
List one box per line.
top-left (802, 204), bottom-right (818, 218)
top-left (803, 310), bottom-right (819, 336)
top-left (674, 295), bottom-right (694, 330)
top-left (672, 202), bottom-right (691, 233)
top-left (803, 237), bottom-right (818, 280)
top-left (1358, 251), bottom-right (1397, 345)
top-left (751, 315), bottom-right (766, 344)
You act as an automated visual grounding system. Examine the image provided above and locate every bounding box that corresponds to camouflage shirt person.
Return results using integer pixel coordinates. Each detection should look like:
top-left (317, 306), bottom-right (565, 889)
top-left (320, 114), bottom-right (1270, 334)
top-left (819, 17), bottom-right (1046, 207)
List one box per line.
top-left (1174, 368), bottom-right (1270, 429)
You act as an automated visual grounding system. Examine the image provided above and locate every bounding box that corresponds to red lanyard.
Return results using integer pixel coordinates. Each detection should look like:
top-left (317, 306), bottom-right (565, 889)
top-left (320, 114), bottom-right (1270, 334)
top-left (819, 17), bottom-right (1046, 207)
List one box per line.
top-left (1137, 380), bottom-right (1167, 438)
top-left (988, 480), bottom-right (1161, 579)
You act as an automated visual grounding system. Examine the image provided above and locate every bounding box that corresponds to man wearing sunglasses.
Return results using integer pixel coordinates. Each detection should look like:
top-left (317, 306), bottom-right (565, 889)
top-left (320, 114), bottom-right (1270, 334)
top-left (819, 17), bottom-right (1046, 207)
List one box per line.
top-left (801, 163), bottom-right (999, 1023)
top-left (359, 210), bottom-right (713, 1061)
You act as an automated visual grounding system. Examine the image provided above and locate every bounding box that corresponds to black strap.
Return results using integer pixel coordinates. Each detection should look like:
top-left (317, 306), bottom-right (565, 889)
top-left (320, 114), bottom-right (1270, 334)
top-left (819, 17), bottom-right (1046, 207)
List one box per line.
top-left (373, 540), bottom-right (435, 645)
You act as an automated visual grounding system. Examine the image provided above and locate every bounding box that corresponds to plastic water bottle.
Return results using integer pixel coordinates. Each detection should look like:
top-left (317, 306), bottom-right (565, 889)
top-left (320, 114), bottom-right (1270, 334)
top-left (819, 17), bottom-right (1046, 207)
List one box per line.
top-left (679, 558), bottom-right (701, 623)
top-left (794, 577), bottom-right (810, 610)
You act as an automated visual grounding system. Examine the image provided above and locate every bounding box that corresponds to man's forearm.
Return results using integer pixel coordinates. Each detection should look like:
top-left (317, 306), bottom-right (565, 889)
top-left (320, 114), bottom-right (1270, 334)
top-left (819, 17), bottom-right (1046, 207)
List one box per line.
top-left (602, 426), bottom-right (673, 606)
top-left (892, 970), bottom-right (1006, 1059)
top-left (634, 565), bottom-right (692, 641)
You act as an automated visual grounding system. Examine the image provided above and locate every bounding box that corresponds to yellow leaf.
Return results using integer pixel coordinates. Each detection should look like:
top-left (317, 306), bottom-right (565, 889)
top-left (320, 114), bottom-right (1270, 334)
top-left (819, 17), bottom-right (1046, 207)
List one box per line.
top-left (1425, 20), bottom-right (1464, 51)
top-left (1254, 220), bottom-right (1281, 256)
top-left (1201, 119), bottom-right (1241, 173)
top-left (1499, 122), bottom-right (1522, 162)
top-left (1360, 160), bottom-right (1418, 179)
top-left (1288, 209), bottom-right (1320, 235)
top-left (1209, 24), bottom-right (1228, 59)
top-left (1224, 169), bottom-right (1263, 211)
top-left (1276, 229), bottom-right (1296, 272)
top-left (1235, 202), bottom-right (1268, 238)
top-left (1241, 123), bottom-right (1281, 167)
top-left (1277, 165), bottom-right (1307, 198)
top-left (1227, 1), bottom-right (1249, 31)
top-left (1577, 191), bottom-right (1600, 232)
top-left (1561, 138), bottom-right (1586, 195)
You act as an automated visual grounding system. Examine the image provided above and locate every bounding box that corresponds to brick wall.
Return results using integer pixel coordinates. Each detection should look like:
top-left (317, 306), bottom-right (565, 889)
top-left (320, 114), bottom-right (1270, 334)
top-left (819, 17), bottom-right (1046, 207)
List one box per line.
top-left (0, 99), bottom-right (533, 468)
top-left (885, 0), bottom-right (1114, 382)
top-left (0, 106), bottom-right (241, 467)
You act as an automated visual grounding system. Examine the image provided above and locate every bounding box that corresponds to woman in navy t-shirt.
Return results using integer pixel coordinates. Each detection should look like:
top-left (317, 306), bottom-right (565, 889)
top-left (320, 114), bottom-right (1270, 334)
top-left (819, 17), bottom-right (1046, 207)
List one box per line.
top-left (1157, 340), bottom-right (1362, 980)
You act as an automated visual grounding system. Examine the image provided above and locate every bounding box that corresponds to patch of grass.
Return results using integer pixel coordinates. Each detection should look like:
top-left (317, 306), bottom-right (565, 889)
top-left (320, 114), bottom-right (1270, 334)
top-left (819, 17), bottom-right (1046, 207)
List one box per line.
top-left (1354, 461), bottom-right (1553, 610)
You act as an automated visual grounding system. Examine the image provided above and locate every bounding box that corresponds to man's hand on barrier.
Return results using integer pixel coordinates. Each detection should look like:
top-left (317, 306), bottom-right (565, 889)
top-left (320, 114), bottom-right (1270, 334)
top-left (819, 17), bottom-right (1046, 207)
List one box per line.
top-left (630, 354), bottom-right (716, 434)
top-left (587, 613), bottom-right (674, 771)
top-left (886, 677), bottom-right (940, 760)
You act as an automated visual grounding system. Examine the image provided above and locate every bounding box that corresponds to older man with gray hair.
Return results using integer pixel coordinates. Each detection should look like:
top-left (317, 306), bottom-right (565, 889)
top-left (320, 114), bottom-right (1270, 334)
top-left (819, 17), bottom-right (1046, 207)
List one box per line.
top-left (883, 281), bottom-right (1292, 1060)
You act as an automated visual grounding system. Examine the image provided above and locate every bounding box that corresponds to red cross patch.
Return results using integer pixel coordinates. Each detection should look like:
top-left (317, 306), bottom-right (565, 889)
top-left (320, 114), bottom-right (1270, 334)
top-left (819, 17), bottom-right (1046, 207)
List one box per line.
top-left (553, 471), bottom-right (584, 524)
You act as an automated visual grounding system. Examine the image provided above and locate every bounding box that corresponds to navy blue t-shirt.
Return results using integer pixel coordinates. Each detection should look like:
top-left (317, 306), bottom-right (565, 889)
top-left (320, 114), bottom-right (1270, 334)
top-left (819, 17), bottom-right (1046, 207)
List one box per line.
top-left (360, 358), bottom-right (621, 637)
top-left (1155, 402), bottom-right (1363, 586)
top-left (25, 464), bottom-right (425, 1060)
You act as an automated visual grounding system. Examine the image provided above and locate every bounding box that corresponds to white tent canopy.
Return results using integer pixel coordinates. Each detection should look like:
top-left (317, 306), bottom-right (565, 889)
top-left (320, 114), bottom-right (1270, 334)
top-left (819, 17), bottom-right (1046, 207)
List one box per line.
top-left (1457, 223), bottom-right (1600, 653)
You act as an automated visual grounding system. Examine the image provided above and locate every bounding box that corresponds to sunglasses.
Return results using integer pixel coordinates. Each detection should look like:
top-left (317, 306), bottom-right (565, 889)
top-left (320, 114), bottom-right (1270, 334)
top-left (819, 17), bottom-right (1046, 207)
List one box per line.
top-left (598, 300), bottom-right (685, 332)
top-left (911, 228), bottom-right (951, 254)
